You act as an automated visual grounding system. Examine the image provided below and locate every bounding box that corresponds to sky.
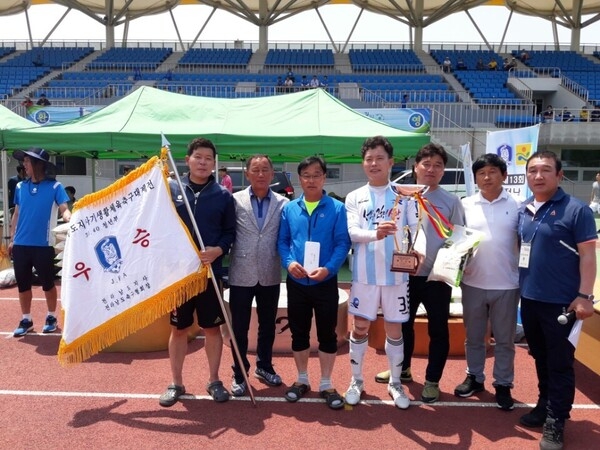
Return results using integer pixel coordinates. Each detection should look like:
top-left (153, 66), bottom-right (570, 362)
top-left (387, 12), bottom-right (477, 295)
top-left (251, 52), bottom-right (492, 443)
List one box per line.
top-left (0, 4), bottom-right (599, 48)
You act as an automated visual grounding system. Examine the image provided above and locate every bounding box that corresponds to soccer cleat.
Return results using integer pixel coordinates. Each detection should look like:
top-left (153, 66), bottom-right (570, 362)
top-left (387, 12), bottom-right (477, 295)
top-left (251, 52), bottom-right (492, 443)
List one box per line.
top-left (13, 319), bottom-right (34, 337)
top-left (344, 378), bottom-right (364, 405)
top-left (388, 382), bottom-right (410, 409)
top-left (42, 315), bottom-right (58, 333)
top-left (454, 374), bottom-right (485, 398)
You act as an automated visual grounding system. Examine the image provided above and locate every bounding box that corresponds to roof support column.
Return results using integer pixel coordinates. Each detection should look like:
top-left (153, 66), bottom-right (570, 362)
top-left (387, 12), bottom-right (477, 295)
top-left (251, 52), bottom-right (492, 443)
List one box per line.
top-left (258, 0), bottom-right (268, 51)
top-left (414, 0), bottom-right (424, 51)
top-left (570, 0), bottom-right (583, 51)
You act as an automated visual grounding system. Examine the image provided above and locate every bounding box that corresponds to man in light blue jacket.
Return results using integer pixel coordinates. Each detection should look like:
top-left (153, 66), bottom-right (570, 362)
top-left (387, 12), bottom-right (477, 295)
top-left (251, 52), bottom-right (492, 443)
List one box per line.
top-left (278, 156), bottom-right (351, 410)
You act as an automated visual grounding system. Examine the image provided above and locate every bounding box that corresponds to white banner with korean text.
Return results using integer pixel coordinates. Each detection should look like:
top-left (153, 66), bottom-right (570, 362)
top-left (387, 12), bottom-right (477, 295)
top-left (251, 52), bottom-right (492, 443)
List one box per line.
top-left (58, 154), bottom-right (207, 365)
top-left (486, 124), bottom-right (540, 201)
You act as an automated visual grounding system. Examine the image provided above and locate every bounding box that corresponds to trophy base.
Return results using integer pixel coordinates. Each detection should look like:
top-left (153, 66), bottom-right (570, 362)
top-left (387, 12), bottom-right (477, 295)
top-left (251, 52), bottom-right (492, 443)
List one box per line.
top-left (390, 251), bottom-right (419, 275)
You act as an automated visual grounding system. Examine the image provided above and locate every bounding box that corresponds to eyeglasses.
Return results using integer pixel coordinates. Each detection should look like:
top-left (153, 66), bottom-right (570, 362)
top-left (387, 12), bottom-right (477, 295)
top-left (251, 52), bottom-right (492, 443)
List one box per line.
top-left (299, 173), bottom-right (324, 181)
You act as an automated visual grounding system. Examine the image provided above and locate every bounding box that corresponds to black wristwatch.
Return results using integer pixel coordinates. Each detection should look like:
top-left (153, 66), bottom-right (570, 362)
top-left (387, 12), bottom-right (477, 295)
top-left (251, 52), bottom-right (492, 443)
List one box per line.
top-left (577, 292), bottom-right (594, 301)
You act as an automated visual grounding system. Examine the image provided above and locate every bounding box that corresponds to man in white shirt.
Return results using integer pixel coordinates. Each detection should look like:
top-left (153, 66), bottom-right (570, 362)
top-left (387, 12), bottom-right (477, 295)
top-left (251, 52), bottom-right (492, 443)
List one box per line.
top-left (454, 153), bottom-right (520, 411)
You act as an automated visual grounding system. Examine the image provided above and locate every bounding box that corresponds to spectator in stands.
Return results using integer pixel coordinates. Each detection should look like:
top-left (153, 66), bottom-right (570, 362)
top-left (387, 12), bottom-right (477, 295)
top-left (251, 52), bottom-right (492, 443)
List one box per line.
top-left (284, 76), bottom-right (294, 93)
top-left (122, 165), bottom-right (134, 176)
top-left (542, 105), bottom-right (555, 123)
top-left (163, 69), bottom-right (173, 81)
top-left (503, 58), bottom-right (516, 71)
top-left (580, 105), bottom-right (589, 122)
top-left (442, 56), bottom-right (452, 73)
top-left (401, 94), bottom-right (409, 108)
top-left (286, 67), bottom-right (295, 83)
top-left (520, 49), bottom-right (530, 63)
top-left (32, 54), bottom-right (43, 67)
top-left (21, 96), bottom-right (33, 108)
top-left (36, 94), bottom-right (51, 106)
top-left (476, 58), bottom-right (485, 70)
top-left (276, 76), bottom-right (284, 93)
top-left (310, 75), bottom-right (321, 88)
top-left (488, 58), bottom-right (498, 71)
top-left (456, 58), bottom-right (467, 70)
top-left (320, 75), bottom-right (328, 88)
top-left (300, 75), bottom-right (309, 89)
top-left (559, 107), bottom-right (574, 122)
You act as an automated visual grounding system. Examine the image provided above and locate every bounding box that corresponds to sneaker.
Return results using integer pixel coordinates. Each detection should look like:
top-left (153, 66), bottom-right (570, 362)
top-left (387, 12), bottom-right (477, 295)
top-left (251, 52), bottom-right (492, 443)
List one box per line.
top-left (42, 315), bottom-right (58, 333)
top-left (454, 374), bottom-right (485, 398)
top-left (388, 382), bottom-right (410, 409)
top-left (254, 367), bottom-right (282, 387)
top-left (344, 378), bottom-right (364, 405)
top-left (421, 380), bottom-right (440, 403)
top-left (520, 399), bottom-right (548, 428)
top-left (13, 319), bottom-right (33, 337)
top-left (495, 385), bottom-right (514, 411)
top-left (231, 378), bottom-right (247, 397)
top-left (540, 417), bottom-right (564, 450)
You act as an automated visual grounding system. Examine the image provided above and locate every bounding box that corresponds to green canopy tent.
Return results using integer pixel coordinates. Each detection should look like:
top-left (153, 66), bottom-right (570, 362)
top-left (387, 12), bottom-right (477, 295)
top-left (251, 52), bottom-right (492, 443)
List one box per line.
top-left (1, 86), bottom-right (429, 163)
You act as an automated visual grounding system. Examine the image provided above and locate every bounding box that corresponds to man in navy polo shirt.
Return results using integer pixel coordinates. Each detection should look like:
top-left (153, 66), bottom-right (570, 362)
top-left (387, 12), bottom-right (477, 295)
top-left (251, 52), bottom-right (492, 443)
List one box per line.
top-left (518, 150), bottom-right (597, 450)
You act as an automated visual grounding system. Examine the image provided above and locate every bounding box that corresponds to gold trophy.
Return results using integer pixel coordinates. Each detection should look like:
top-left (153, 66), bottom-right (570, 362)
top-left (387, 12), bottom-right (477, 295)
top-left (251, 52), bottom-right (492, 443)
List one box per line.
top-left (389, 184), bottom-right (426, 274)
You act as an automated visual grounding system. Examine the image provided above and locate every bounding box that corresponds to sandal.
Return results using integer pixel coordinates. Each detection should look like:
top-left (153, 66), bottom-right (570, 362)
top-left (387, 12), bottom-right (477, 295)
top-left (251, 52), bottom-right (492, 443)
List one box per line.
top-left (206, 380), bottom-right (230, 403)
top-left (159, 384), bottom-right (185, 407)
top-left (320, 388), bottom-right (345, 410)
top-left (284, 382), bottom-right (310, 402)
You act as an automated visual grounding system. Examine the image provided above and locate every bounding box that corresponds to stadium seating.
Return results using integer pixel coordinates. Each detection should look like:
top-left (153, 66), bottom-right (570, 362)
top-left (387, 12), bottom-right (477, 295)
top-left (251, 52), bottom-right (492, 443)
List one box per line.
top-left (88, 47), bottom-right (173, 70)
top-left (264, 49), bottom-right (334, 67)
top-left (430, 49), bottom-right (503, 71)
top-left (178, 48), bottom-right (252, 68)
top-left (348, 49), bottom-right (424, 71)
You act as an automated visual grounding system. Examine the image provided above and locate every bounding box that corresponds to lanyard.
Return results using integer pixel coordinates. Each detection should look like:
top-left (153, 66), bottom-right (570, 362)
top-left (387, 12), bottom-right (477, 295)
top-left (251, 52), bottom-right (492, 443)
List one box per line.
top-left (519, 202), bottom-right (552, 244)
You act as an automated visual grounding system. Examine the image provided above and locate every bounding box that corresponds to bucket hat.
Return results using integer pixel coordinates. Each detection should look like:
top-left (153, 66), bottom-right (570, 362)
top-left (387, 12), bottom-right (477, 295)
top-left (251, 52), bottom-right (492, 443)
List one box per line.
top-left (12, 147), bottom-right (55, 168)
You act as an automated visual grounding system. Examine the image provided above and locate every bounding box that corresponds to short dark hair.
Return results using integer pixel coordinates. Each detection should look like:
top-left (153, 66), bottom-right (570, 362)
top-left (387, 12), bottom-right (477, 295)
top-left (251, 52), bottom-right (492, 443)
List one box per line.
top-left (65, 186), bottom-right (76, 196)
top-left (415, 143), bottom-right (448, 166)
top-left (187, 137), bottom-right (216, 158)
top-left (245, 154), bottom-right (273, 170)
top-left (361, 135), bottom-right (393, 159)
top-left (16, 165), bottom-right (25, 173)
top-left (297, 156), bottom-right (326, 175)
top-left (472, 153), bottom-right (507, 176)
top-left (218, 167), bottom-right (227, 173)
top-left (526, 150), bottom-right (562, 173)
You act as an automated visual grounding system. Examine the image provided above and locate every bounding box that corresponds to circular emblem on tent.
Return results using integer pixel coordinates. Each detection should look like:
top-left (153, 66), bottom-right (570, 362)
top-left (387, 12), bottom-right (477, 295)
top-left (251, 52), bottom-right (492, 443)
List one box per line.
top-left (408, 113), bottom-right (425, 129)
top-left (34, 109), bottom-right (50, 125)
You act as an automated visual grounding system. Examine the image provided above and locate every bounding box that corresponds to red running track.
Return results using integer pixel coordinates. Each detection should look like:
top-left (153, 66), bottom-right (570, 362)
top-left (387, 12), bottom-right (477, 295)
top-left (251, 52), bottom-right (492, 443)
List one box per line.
top-left (0, 283), bottom-right (599, 450)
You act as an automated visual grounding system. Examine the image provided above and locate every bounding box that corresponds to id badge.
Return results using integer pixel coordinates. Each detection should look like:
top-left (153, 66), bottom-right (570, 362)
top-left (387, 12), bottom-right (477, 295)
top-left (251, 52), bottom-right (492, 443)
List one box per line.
top-left (519, 243), bottom-right (531, 268)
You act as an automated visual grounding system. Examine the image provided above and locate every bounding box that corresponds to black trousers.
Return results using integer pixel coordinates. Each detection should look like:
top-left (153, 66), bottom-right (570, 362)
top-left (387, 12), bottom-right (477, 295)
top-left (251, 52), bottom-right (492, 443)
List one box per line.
top-left (229, 283), bottom-right (280, 382)
top-left (521, 297), bottom-right (575, 422)
top-left (402, 276), bottom-right (452, 382)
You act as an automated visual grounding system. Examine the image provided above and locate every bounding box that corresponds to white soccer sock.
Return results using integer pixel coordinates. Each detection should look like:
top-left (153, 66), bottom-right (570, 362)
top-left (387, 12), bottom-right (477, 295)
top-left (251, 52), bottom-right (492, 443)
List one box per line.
top-left (385, 335), bottom-right (404, 384)
top-left (23, 314), bottom-right (32, 321)
top-left (47, 311), bottom-right (56, 318)
top-left (349, 334), bottom-right (368, 382)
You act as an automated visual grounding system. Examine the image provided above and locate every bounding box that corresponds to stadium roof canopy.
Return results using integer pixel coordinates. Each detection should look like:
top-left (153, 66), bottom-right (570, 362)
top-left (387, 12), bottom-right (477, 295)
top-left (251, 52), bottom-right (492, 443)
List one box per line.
top-left (3, 1), bottom-right (600, 50)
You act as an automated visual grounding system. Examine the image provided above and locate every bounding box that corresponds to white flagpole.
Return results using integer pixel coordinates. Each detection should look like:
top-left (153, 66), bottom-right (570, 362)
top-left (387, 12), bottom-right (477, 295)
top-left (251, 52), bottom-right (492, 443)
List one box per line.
top-left (162, 135), bottom-right (257, 407)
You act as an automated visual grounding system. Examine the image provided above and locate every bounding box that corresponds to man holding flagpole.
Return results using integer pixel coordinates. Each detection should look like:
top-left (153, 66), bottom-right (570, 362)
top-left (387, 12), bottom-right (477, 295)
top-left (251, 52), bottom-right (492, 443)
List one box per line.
top-left (159, 137), bottom-right (236, 407)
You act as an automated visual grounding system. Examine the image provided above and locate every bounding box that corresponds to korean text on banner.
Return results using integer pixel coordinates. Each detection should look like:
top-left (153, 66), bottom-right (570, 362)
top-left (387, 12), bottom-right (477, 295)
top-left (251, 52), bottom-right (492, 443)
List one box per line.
top-left (486, 124), bottom-right (540, 201)
top-left (58, 155), bottom-right (208, 365)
